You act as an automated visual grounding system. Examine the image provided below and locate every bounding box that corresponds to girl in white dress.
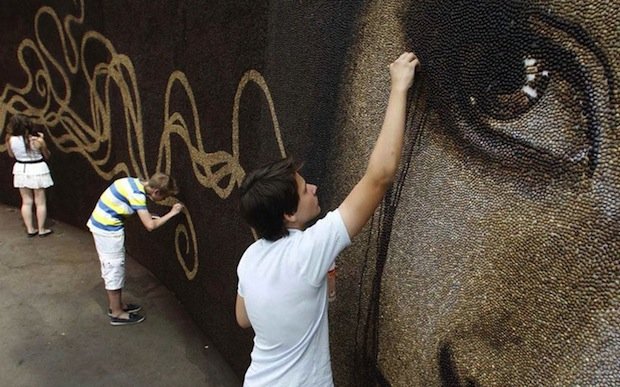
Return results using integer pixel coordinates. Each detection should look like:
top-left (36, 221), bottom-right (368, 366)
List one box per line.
top-left (6, 115), bottom-right (54, 237)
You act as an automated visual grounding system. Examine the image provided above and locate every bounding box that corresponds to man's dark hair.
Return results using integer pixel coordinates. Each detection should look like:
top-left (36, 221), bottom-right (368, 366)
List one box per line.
top-left (239, 157), bottom-right (300, 241)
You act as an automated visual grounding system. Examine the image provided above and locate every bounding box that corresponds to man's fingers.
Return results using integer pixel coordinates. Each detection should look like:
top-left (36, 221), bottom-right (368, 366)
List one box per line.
top-left (393, 52), bottom-right (418, 68)
top-left (397, 51), bottom-right (416, 62)
top-left (398, 51), bottom-right (413, 60)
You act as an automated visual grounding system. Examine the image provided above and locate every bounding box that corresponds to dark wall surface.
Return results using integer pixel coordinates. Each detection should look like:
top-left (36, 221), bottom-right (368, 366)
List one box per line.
top-left (1, 1), bottom-right (618, 386)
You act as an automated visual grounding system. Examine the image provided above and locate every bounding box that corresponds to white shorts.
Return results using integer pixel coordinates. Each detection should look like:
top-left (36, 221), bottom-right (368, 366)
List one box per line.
top-left (92, 232), bottom-right (126, 290)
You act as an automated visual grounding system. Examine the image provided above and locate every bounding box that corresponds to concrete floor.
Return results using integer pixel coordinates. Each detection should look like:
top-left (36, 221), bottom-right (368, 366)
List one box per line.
top-left (0, 203), bottom-right (241, 387)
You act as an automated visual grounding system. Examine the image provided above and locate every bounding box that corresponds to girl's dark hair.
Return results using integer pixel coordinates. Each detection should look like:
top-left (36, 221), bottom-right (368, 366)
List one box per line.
top-left (239, 157), bottom-right (300, 241)
top-left (7, 115), bottom-right (34, 151)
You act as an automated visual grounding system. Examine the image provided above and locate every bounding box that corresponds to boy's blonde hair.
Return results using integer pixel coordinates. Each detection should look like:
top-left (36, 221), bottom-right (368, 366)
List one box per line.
top-left (148, 172), bottom-right (179, 197)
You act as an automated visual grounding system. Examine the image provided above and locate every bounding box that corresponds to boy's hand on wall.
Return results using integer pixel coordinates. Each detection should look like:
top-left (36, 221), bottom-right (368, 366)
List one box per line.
top-left (171, 203), bottom-right (184, 215)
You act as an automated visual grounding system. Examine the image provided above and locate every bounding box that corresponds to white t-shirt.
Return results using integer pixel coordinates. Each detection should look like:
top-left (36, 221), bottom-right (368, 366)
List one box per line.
top-left (237, 209), bottom-right (351, 387)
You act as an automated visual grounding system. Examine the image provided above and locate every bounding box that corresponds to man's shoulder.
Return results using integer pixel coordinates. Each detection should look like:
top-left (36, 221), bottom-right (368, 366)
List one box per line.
top-left (238, 236), bottom-right (285, 269)
top-left (240, 238), bottom-right (268, 258)
top-left (238, 239), bottom-right (262, 275)
top-left (301, 209), bottom-right (351, 249)
top-left (306, 209), bottom-right (344, 232)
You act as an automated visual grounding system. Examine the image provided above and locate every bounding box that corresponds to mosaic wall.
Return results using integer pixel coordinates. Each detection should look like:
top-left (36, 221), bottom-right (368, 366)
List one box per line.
top-left (1, 1), bottom-right (617, 385)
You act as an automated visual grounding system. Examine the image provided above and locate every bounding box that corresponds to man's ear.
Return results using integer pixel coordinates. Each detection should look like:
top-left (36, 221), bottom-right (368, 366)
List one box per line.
top-left (283, 212), bottom-right (297, 225)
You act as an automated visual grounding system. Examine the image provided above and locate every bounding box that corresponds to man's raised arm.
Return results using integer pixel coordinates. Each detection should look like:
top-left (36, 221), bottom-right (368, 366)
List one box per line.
top-left (339, 52), bottom-right (419, 238)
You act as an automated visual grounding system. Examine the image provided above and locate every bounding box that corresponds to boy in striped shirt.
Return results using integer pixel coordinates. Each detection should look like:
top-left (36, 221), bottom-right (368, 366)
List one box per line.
top-left (87, 173), bottom-right (184, 326)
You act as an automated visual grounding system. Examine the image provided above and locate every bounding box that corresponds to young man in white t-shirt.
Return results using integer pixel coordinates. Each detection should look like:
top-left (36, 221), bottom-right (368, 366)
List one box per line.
top-left (236, 52), bottom-right (419, 386)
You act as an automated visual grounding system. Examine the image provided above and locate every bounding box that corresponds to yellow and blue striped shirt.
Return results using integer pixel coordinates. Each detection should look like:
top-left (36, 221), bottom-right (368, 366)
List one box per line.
top-left (87, 177), bottom-right (147, 234)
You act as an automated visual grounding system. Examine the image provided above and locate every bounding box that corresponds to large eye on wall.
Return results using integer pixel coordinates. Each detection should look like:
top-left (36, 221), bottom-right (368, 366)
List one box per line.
top-left (465, 54), bottom-right (549, 122)
top-left (408, 4), bottom-right (613, 174)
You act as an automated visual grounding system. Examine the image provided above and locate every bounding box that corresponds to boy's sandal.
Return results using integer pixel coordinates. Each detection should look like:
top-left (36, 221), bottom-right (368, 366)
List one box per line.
top-left (109, 312), bottom-right (145, 326)
top-left (107, 303), bottom-right (142, 317)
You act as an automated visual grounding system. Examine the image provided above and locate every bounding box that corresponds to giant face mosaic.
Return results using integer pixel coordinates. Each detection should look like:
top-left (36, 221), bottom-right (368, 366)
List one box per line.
top-left (328, 0), bottom-right (619, 385)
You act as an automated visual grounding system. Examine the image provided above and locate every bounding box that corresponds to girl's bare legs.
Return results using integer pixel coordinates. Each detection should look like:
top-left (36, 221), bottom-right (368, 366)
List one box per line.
top-left (18, 188), bottom-right (36, 234)
top-left (33, 188), bottom-right (51, 234)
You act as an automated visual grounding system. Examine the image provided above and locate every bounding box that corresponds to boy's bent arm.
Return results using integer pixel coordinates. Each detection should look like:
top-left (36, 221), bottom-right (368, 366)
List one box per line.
top-left (236, 294), bottom-right (252, 328)
top-left (339, 52), bottom-right (418, 239)
top-left (137, 203), bottom-right (184, 231)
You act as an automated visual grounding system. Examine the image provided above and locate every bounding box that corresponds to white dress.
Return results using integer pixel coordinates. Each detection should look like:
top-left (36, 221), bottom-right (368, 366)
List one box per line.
top-left (9, 136), bottom-right (54, 189)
